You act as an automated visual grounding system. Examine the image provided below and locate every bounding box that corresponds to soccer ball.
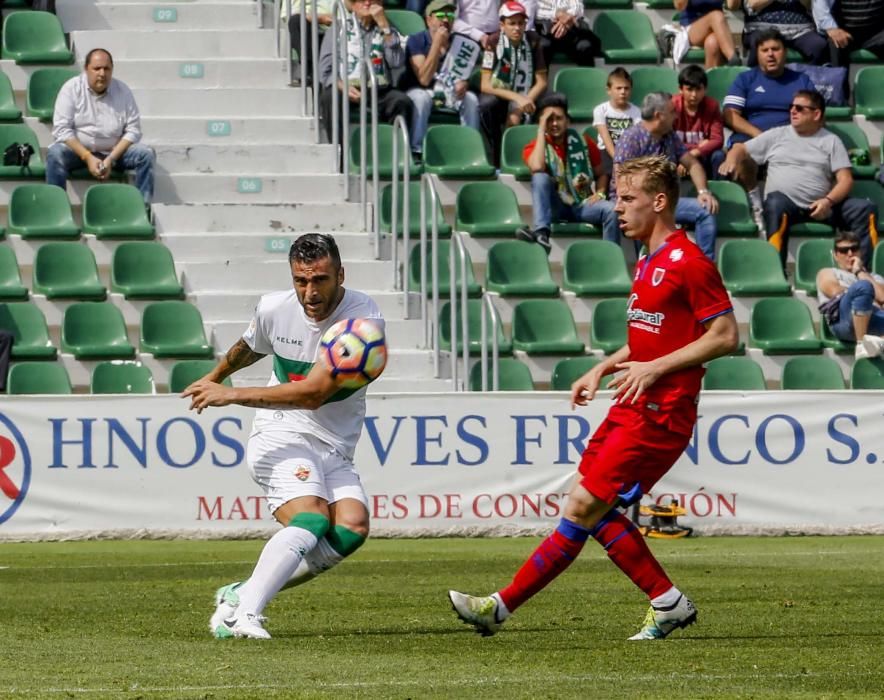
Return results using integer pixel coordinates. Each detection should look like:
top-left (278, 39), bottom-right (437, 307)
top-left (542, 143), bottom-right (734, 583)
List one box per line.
top-left (317, 318), bottom-right (388, 389)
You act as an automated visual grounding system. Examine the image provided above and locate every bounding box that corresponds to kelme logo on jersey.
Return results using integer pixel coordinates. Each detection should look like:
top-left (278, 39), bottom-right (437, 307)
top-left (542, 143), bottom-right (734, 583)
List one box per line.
top-left (0, 412), bottom-right (32, 525)
top-left (626, 293), bottom-right (665, 330)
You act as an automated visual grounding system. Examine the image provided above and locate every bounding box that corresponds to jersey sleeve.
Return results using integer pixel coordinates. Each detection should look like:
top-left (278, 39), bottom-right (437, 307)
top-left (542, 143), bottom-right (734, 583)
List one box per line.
top-left (743, 127), bottom-right (778, 165)
top-left (522, 137), bottom-right (539, 165)
top-left (592, 103), bottom-right (606, 127)
top-left (683, 254), bottom-right (733, 323)
top-left (242, 299), bottom-right (274, 354)
top-left (722, 71), bottom-right (748, 112)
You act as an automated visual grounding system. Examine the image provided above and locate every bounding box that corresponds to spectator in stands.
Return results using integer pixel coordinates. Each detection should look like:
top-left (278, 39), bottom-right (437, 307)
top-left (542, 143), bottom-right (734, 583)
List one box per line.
top-left (813, 0), bottom-right (884, 67)
top-left (675, 0), bottom-right (742, 67)
top-left (734, 0), bottom-right (828, 66)
top-left (592, 68), bottom-right (641, 179)
top-left (817, 231), bottom-right (884, 357)
top-left (534, 0), bottom-right (598, 68)
top-left (614, 92), bottom-right (720, 260)
top-left (479, 1), bottom-right (548, 165)
top-left (720, 89), bottom-right (877, 268)
top-left (673, 64), bottom-right (725, 181)
top-left (517, 93), bottom-right (618, 253)
top-left (286, 0), bottom-right (334, 86)
top-left (405, 0), bottom-right (481, 161)
top-left (317, 0), bottom-right (412, 144)
top-left (454, 0), bottom-right (538, 50)
top-left (47, 48), bottom-right (155, 204)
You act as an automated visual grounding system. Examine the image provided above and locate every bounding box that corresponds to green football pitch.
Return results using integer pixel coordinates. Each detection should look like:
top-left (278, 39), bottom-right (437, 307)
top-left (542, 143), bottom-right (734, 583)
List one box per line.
top-left (2, 536), bottom-right (883, 698)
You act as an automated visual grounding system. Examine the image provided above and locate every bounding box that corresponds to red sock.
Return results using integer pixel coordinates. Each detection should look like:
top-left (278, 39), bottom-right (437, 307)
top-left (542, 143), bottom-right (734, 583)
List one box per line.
top-left (499, 519), bottom-right (590, 612)
top-left (592, 510), bottom-right (672, 599)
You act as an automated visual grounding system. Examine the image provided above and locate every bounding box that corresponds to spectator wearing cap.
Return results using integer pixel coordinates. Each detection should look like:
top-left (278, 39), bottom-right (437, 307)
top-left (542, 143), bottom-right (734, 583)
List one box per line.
top-left (479, 1), bottom-right (548, 164)
top-left (534, 0), bottom-right (598, 67)
top-left (404, 0), bottom-right (481, 160)
top-left (518, 93), bottom-right (618, 253)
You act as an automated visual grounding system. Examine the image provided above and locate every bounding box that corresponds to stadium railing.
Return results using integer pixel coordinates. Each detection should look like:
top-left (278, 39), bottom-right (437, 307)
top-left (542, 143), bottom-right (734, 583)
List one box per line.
top-left (448, 230), bottom-right (470, 390)
top-left (419, 172), bottom-right (444, 374)
top-left (357, 56), bottom-right (381, 254)
top-left (390, 115), bottom-right (413, 315)
top-left (478, 292), bottom-right (503, 391)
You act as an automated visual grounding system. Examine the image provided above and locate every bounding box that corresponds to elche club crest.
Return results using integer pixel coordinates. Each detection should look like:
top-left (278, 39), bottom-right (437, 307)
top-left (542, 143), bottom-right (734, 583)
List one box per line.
top-left (0, 412), bottom-right (31, 525)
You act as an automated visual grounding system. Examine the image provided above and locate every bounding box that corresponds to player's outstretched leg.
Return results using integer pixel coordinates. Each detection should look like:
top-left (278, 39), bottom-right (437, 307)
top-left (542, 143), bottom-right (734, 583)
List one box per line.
top-left (281, 524), bottom-right (367, 591)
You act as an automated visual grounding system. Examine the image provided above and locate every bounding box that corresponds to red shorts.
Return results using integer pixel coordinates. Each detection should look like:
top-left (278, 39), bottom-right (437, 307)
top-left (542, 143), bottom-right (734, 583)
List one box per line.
top-left (578, 412), bottom-right (691, 505)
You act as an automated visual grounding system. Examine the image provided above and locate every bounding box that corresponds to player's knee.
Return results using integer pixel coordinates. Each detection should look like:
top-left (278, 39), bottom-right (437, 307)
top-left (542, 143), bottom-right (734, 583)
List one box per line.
top-left (288, 511), bottom-right (331, 539)
top-left (326, 523), bottom-right (367, 556)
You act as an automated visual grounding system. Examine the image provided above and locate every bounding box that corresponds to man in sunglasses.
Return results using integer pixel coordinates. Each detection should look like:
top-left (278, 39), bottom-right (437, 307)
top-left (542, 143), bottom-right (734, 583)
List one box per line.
top-left (720, 89), bottom-right (877, 268)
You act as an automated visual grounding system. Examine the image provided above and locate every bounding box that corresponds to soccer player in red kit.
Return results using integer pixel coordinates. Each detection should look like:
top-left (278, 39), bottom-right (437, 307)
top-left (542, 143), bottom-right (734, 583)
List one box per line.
top-left (449, 155), bottom-right (739, 640)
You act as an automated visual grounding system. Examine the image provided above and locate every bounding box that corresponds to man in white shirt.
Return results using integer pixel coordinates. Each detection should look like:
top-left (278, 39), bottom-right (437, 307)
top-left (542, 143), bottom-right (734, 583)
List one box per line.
top-left (47, 48), bottom-right (155, 203)
top-left (534, 0), bottom-right (597, 67)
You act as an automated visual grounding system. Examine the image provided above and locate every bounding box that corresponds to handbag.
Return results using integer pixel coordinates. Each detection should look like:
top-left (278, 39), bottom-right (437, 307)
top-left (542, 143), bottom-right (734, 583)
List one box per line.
top-left (3, 142), bottom-right (34, 168)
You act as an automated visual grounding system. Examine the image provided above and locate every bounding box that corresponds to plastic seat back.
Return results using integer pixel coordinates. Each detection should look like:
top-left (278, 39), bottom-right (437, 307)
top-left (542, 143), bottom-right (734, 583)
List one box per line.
top-left (826, 122), bottom-right (875, 178)
top-left (439, 298), bottom-right (512, 355)
top-left (140, 301), bottom-right (213, 358)
top-left (486, 240), bottom-right (559, 297)
top-left (563, 240), bottom-right (632, 296)
top-left (26, 67), bottom-right (78, 120)
top-left (717, 239), bottom-right (790, 295)
top-left (349, 124), bottom-right (421, 178)
top-left (781, 356), bottom-right (844, 390)
top-left (590, 297), bottom-right (627, 354)
top-left (706, 180), bottom-right (757, 236)
top-left (851, 358), bottom-right (884, 389)
top-left (500, 124), bottom-right (538, 180)
top-left (2, 10), bottom-right (73, 64)
top-left (8, 183), bottom-right (78, 238)
top-left (630, 66), bottom-right (678, 105)
top-left (408, 239), bottom-right (482, 297)
top-left (552, 68), bottom-right (608, 121)
top-left (794, 240), bottom-right (833, 294)
top-left (455, 181), bottom-right (524, 236)
top-left (854, 66), bottom-right (884, 119)
top-left (7, 361), bottom-right (72, 394)
top-left (550, 356), bottom-right (613, 390)
top-left (705, 66), bottom-right (748, 105)
top-left (423, 125), bottom-right (495, 178)
top-left (168, 360), bottom-right (231, 393)
top-left (91, 361), bottom-right (155, 394)
top-left (0, 246), bottom-right (28, 300)
top-left (62, 302), bottom-right (135, 359)
top-left (111, 242), bottom-right (184, 299)
top-left (380, 182), bottom-right (451, 237)
top-left (0, 302), bottom-right (56, 359)
top-left (386, 9), bottom-right (426, 35)
top-left (512, 299), bottom-right (584, 355)
top-left (749, 297), bottom-right (822, 354)
top-left (469, 357), bottom-right (534, 391)
top-left (0, 71), bottom-right (21, 120)
top-left (82, 184), bottom-right (155, 238)
top-left (593, 11), bottom-right (659, 64)
top-left (702, 356), bottom-right (766, 390)
top-left (33, 242), bottom-right (106, 300)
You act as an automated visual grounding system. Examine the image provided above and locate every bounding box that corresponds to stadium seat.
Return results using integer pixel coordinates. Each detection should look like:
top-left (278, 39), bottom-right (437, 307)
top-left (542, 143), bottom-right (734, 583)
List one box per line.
top-left (0, 124), bottom-right (45, 179)
top-left (590, 297), bottom-right (627, 353)
top-left (850, 48), bottom-right (881, 63)
top-left (584, 0), bottom-right (633, 7)
top-left (717, 239), bottom-right (791, 295)
top-left (32, 242), bottom-right (106, 300)
top-left (0, 246), bottom-right (28, 300)
top-left (61, 301), bottom-right (135, 359)
top-left (438, 298), bottom-right (513, 355)
top-left (854, 66), bottom-right (884, 120)
top-left (455, 181), bottom-right (524, 237)
top-left (794, 240), bottom-right (833, 294)
top-left (140, 301), bottom-right (214, 358)
top-left (702, 356), bottom-right (767, 390)
top-left (111, 242), bottom-right (184, 299)
top-left (349, 124), bottom-right (422, 178)
top-left (422, 125), bottom-right (496, 178)
top-left (552, 68), bottom-right (608, 121)
top-left (500, 124), bottom-right (537, 180)
top-left (563, 239), bottom-right (632, 296)
top-left (704, 180), bottom-right (757, 236)
top-left (385, 9), bottom-right (426, 35)
top-left (1, 10), bottom-right (74, 64)
top-left (781, 355), bottom-right (844, 390)
top-left (850, 357), bottom-right (884, 389)
top-left (380, 181), bottom-right (451, 237)
top-left (512, 299), bottom-right (585, 354)
top-left (630, 66), bottom-right (679, 106)
top-left (7, 361), bottom-right (72, 395)
top-left (826, 122), bottom-right (876, 179)
top-left (7, 184), bottom-right (78, 238)
top-left (819, 316), bottom-right (851, 353)
top-left (26, 67), bottom-right (78, 121)
top-left (0, 302), bottom-right (56, 359)
top-left (81, 184), bottom-right (155, 238)
top-left (408, 239), bottom-right (482, 297)
top-left (168, 359), bottom-right (231, 393)
top-left (849, 180), bottom-right (884, 235)
top-left (788, 221), bottom-right (834, 237)
top-left (748, 297), bottom-right (822, 354)
top-left (593, 11), bottom-right (660, 64)
top-left (91, 361), bottom-right (155, 394)
top-left (874, 240), bottom-right (884, 276)
top-left (469, 357), bottom-right (535, 391)
top-left (705, 66), bottom-right (748, 106)
top-left (644, 0), bottom-right (674, 6)
top-left (550, 355), bottom-right (614, 390)
top-left (0, 71), bottom-right (21, 121)
top-left (485, 240), bottom-right (559, 296)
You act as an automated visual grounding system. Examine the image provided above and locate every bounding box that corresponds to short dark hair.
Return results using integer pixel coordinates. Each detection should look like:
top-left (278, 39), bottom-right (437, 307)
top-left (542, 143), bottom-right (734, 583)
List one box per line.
top-left (678, 64), bottom-right (707, 88)
top-left (794, 89), bottom-right (826, 117)
top-left (834, 231), bottom-right (861, 248)
top-left (755, 28), bottom-right (786, 49)
top-left (85, 48), bottom-right (113, 67)
top-left (607, 67), bottom-right (632, 87)
top-left (537, 92), bottom-right (570, 121)
top-left (289, 233), bottom-right (342, 269)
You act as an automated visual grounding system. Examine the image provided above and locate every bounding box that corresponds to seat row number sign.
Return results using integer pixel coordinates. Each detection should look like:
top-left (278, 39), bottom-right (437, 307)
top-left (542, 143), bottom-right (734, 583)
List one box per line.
top-left (238, 177), bottom-right (263, 194)
top-left (153, 8), bottom-right (177, 22)
top-left (180, 63), bottom-right (204, 79)
top-left (207, 121), bottom-right (231, 137)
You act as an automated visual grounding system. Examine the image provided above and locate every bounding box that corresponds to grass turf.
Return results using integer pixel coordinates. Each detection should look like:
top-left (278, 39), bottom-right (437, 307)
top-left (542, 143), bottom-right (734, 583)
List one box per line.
top-left (1, 536), bottom-right (882, 698)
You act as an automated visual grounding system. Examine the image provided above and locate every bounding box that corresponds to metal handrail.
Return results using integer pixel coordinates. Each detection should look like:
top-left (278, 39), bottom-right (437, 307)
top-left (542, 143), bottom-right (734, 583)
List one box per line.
top-left (420, 173), bottom-right (442, 373)
top-left (449, 232), bottom-right (469, 391)
top-left (390, 116), bottom-right (411, 309)
top-left (329, 0), bottom-right (351, 200)
top-left (285, 0), bottom-right (321, 138)
top-left (479, 293), bottom-right (501, 391)
top-left (358, 56), bottom-right (380, 246)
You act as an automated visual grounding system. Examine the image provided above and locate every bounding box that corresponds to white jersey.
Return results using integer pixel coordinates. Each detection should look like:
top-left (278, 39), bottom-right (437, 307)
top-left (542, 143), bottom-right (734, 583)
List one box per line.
top-left (242, 287), bottom-right (384, 460)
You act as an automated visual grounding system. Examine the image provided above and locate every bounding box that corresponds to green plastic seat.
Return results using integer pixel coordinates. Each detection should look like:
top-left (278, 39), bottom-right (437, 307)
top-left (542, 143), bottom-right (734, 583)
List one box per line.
top-left (140, 301), bottom-right (213, 358)
top-left (408, 239), bottom-right (482, 297)
top-left (26, 67), bottom-right (78, 121)
top-left (111, 242), bottom-right (184, 299)
top-left (850, 48), bottom-right (881, 63)
top-left (630, 66), bottom-right (679, 106)
top-left (593, 11), bottom-right (660, 64)
top-left (563, 239), bottom-right (632, 296)
top-left (7, 361), bottom-right (72, 394)
top-left (781, 356), bottom-right (844, 390)
top-left (552, 67), bottom-right (608, 121)
top-left (794, 240), bottom-right (834, 294)
top-left (854, 66), bottom-right (884, 120)
top-left (33, 242), bottom-right (106, 300)
top-left (485, 240), bottom-right (559, 297)
top-left (168, 360), bottom-right (231, 393)
top-left (874, 240), bottom-right (884, 276)
top-left (439, 298), bottom-right (513, 355)
top-left (455, 181), bottom-right (524, 237)
top-left (81, 184), bottom-right (155, 239)
top-left (423, 125), bottom-right (496, 178)
top-left (826, 122), bottom-right (876, 179)
top-left (91, 361), bottom-right (155, 394)
top-left (380, 181), bottom-right (451, 237)
top-left (500, 124), bottom-right (538, 180)
top-left (705, 180), bottom-right (757, 236)
top-left (748, 297), bottom-right (822, 354)
top-left (851, 358), bottom-right (884, 389)
top-left (349, 124), bottom-right (422, 178)
top-left (469, 357), bottom-right (535, 391)
top-left (590, 297), bottom-right (627, 354)
top-left (705, 66), bottom-right (749, 106)
top-left (7, 184), bottom-right (78, 238)
top-left (512, 299), bottom-right (585, 354)
top-left (61, 301), bottom-right (135, 359)
top-left (551, 222), bottom-right (600, 236)
top-left (644, 0), bottom-right (674, 7)
top-left (717, 239), bottom-right (790, 296)
top-left (702, 356), bottom-right (766, 390)
top-left (0, 124), bottom-right (45, 179)
top-left (385, 9), bottom-right (426, 35)
top-left (0, 246), bottom-right (28, 300)
top-left (550, 355), bottom-right (615, 390)
top-left (789, 221), bottom-right (834, 237)
top-left (819, 316), bottom-right (851, 353)
top-left (1, 10), bottom-right (73, 64)
top-left (849, 180), bottom-right (884, 236)
top-left (0, 71), bottom-right (21, 121)
top-left (584, 0), bottom-right (633, 7)
top-left (0, 302), bottom-right (56, 359)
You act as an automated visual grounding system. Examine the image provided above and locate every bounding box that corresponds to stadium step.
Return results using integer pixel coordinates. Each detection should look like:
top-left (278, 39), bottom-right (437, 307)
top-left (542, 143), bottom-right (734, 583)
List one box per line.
top-left (70, 29), bottom-right (277, 60)
top-left (130, 88), bottom-right (305, 118)
top-left (154, 173), bottom-right (346, 204)
top-left (107, 58), bottom-right (290, 89)
top-left (59, 1), bottom-right (260, 31)
top-left (155, 144), bottom-right (335, 175)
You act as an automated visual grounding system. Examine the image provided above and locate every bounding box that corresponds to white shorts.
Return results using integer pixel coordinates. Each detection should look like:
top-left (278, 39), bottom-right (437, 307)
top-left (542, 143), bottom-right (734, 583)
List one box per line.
top-left (246, 428), bottom-right (368, 515)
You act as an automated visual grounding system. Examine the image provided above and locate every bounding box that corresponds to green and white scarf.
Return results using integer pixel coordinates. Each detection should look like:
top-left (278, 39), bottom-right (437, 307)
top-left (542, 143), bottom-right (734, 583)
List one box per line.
top-left (432, 33), bottom-right (481, 109)
top-left (344, 13), bottom-right (389, 88)
top-left (489, 33), bottom-right (533, 93)
top-left (546, 129), bottom-right (593, 206)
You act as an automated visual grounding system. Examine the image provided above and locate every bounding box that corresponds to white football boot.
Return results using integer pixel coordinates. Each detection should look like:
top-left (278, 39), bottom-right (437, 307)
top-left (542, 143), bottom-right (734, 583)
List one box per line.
top-left (628, 594), bottom-right (697, 640)
top-left (448, 590), bottom-right (506, 637)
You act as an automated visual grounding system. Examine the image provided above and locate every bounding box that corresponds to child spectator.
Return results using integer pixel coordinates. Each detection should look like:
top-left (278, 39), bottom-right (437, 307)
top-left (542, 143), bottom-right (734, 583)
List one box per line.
top-left (672, 64), bottom-right (725, 180)
top-left (592, 67), bottom-right (641, 178)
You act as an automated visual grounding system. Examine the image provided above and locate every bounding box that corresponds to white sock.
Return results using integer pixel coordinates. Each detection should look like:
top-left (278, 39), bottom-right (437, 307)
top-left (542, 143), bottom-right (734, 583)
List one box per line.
top-left (235, 526), bottom-right (319, 616)
top-left (650, 586), bottom-right (682, 609)
top-left (491, 592), bottom-right (511, 621)
top-left (748, 187), bottom-right (763, 212)
top-left (282, 537), bottom-right (345, 590)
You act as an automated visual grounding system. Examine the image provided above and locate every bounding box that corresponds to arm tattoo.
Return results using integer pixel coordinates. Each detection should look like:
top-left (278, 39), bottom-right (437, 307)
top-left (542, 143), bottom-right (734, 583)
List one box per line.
top-left (226, 338), bottom-right (266, 371)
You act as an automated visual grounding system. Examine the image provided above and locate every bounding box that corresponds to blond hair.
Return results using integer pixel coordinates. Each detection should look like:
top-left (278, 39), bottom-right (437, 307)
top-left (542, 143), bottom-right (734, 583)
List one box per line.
top-left (616, 156), bottom-right (679, 212)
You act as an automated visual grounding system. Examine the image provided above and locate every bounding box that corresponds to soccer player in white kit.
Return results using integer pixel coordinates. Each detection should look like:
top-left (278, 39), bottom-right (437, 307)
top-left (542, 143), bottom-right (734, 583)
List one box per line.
top-left (184, 233), bottom-right (384, 639)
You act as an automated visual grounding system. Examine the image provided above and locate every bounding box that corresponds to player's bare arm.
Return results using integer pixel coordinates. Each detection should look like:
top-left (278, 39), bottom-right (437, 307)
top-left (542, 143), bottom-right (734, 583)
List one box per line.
top-left (571, 344), bottom-right (631, 408)
top-left (610, 313), bottom-right (739, 404)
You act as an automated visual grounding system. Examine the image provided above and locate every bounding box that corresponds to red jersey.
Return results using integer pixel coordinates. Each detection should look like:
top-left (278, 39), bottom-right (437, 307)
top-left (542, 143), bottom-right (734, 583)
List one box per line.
top-left (609, 230), bottom-right (732, 435)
